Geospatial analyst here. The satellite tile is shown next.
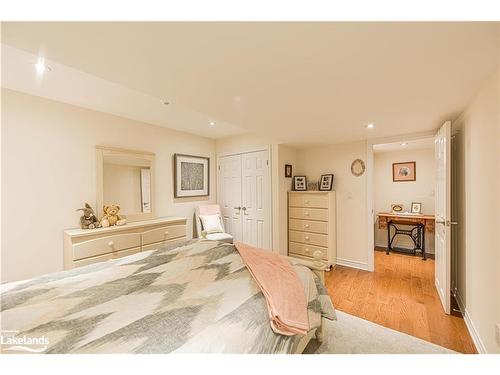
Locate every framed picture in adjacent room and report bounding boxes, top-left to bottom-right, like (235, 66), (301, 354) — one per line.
(292, 176), (307, 191)
(285, 164), (292, 178)
(319, 174), (334, 191)
(411, 202), (422, 214)
(392, 161), (416, 182)
(174, 154), (210, 198)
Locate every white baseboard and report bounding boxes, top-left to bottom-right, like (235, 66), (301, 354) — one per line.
(455, 290), (487, 354)
(335, 257), (369, 271)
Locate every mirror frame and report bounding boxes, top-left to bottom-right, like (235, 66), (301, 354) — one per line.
(96, 145), (155, 223)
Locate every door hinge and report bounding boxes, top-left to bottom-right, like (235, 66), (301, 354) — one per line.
(266, 160), (269, 166)
(218, 165), (220, 171)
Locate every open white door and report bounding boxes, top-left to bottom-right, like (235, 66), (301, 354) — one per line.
(435, 121), (452, 314)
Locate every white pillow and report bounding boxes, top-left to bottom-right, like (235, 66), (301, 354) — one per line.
(199, 214), (224, 234)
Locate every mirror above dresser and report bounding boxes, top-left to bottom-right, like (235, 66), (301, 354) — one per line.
(96, 146), (155, 222)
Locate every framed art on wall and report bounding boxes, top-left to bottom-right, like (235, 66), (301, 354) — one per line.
(292, 176), (307, 191)
(285, 164), (292, 178)
(392, 161), (416, 182)
(174, 154), (210, 198)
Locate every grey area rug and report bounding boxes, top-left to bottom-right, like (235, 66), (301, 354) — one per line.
(305, 311), (456, 354)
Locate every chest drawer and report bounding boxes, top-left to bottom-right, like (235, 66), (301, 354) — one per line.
(289, 207), (328, 221)
(289, 219), (328, 234)
(289, 230), (328, 247)
(142, 225), (187, 245)
(289, 194), (329, 209)
(289, 242), (328, 260)
(73, 233), (141, 261)
(73, 247), (141, 268)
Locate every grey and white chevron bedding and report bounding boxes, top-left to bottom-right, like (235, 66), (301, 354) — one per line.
(0, 239), (335, 354)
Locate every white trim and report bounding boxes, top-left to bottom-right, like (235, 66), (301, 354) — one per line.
(217, 147), (269, 158)
(463, 309), (487, 354)
(455, 290), (485, 354)
(335, 257), (369, 271)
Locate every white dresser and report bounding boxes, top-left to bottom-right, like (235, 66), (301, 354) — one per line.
(63, 217), (187, 269)
(288, 191), (336, 267)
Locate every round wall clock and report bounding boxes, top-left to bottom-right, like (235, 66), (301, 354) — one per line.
(351, 159), (365, 177)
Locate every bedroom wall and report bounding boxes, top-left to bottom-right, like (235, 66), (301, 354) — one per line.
(277, 144), (297, 255)
(373, 148), (436, 253)
(453, 68), (500, 353)
(1, 89), (217, 282)
(295, 141), (368, 269)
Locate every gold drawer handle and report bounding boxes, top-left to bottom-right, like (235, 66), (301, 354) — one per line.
(305, 236), (310, 241)
(304, 211), (310, 216)
(305, 224), (310, 228)
(107, 241), (116, 250)
(305, 248), (310, 253)
(305, 200), (310, 204)
(164, 231), (170, 236)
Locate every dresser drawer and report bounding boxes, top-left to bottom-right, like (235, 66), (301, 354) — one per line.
(289, 193), (329, 209)
(289, 219), (328, 234)
(289, 230), (328, 247)
(289, 242), (328, 260)
(289, 207), (328, 221)
(73, 233), (141, 261)
(73, 247), (141, 268)
(142, 225), (187, 245)
(142, 237), (187, 252)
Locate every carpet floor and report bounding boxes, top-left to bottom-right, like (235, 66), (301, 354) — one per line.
(304, 311), (456, 354)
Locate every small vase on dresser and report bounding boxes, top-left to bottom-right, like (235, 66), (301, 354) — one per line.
(288, 191), (337, 268)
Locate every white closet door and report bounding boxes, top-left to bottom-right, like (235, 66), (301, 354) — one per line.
(218, 154), (242, 241)
(241, 150), (270, 249)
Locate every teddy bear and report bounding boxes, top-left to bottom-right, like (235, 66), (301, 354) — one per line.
(100, 204), (127, 228)
(77, 203), (102, 229)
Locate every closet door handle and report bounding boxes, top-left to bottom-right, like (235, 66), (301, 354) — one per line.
(242, 207), (248, 215)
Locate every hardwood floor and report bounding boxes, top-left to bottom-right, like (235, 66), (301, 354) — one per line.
(324, 250), (476, 354)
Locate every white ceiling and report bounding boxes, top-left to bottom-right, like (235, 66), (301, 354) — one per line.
(2, 22), (499, 146)
(373, 137), (434, 153)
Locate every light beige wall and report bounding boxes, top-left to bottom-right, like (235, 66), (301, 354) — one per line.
(453, 68), (500, 353)
(277, 144), (297, 255)
(296, 141), (368, 267)
(1, 89), (217, 282)
(374, 148), (436, 252)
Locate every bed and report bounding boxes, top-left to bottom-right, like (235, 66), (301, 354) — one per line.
(0, 239), (335, 354)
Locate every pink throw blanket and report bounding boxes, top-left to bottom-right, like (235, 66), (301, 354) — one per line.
(234, 242), (309, 336)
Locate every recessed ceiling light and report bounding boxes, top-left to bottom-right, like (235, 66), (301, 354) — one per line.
(34, 58), (51, 75)
(401, 142), (408, 146)
(366, 123), (375, 129)
(209, 121), (216, 126)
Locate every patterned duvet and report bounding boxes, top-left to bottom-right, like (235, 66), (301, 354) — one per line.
(0, 239), (335, 354)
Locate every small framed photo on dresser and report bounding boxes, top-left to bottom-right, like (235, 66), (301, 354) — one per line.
(292, 176), (307, 191)
(319, 174), (334, 191)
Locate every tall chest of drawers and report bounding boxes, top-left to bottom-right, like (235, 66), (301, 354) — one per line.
(63, 217), (187, 269)
(288, 191), (336, 267)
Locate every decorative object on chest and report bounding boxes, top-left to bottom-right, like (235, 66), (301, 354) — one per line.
(77, 203), (101, 229)
(288, 191), (337, 268)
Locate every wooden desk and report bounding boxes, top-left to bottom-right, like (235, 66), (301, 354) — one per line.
(377, 212), (435, 260)
(377, 212), (435, 233)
